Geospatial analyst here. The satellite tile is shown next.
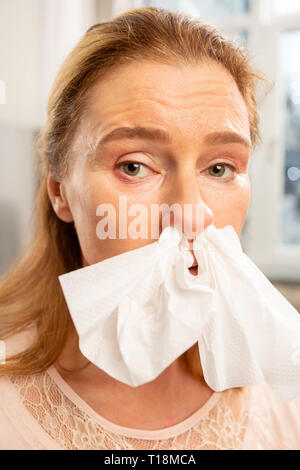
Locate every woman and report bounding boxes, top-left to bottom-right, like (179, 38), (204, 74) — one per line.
(0, 7), (299, 450)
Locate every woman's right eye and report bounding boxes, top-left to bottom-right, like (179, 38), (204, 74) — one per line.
(116, 161), (152, 178)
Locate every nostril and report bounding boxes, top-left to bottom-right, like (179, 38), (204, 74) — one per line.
(191, 252), (198, 268)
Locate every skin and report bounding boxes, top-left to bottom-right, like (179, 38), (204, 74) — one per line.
(48, 59), (251, 429)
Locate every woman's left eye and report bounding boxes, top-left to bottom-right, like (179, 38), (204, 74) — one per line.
(207, 163), (235, 178)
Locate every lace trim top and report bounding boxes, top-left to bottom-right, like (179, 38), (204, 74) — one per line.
(2, 329), (300, 450)
(8, 366), (250, 450)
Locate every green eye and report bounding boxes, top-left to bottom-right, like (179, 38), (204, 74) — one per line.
(121, 162), (142, 176)
(208, 164), (226, 177)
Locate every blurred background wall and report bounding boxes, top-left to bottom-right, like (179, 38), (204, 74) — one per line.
(0, 0), (299, 310)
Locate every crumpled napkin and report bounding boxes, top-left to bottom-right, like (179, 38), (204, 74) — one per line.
(59, 225), (300, 402)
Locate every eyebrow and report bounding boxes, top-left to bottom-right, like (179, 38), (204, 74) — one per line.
(204, 131), (251, 148)
(94, 126), (251, 153)
(96, 126), (171, 148)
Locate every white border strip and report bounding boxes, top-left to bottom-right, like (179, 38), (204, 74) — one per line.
(0, 80), (5, 104)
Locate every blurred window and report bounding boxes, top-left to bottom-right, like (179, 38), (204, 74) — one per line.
(280, 30), (300, 245)
(273, 0), (300, 16)
(144, 0), (249, 20)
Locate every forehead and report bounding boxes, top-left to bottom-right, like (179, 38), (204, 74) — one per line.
(86, 60), (250, 140)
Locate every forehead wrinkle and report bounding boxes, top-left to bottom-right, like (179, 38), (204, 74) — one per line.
(90, 90), (248, 128)
(99, 87), (242, 111)
(89, 67), (244, 113)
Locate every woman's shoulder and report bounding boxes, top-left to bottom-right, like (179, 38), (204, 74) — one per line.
(244, 381), (300, 449)
(250, 381), (300, 422)
(0, 382), (31, 450)
(0, 327), (61, 449)
(0, 370), (61, 450)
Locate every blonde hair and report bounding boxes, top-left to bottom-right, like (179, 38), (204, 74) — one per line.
(0, 6), (264, 376)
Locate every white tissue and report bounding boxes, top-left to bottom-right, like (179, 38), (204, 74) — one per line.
(59, 225), (300, 402)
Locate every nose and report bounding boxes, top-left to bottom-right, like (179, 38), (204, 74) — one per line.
(160, 174), (214, 244)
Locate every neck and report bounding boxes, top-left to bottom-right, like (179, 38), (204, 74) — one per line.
(54, 324), (214, 429)
(55, 323), (208, 401)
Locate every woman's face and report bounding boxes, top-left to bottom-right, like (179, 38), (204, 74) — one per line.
(48, 60), (251, 266)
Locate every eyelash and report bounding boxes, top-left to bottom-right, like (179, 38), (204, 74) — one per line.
(115, 161), (237, 181)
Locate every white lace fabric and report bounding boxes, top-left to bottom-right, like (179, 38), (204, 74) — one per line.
(9, 370), (250, 450)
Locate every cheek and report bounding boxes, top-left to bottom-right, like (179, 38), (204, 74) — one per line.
(201, 179), (251, 233)
(68, 174), (159, 264)
(65, 175), (107, 262)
